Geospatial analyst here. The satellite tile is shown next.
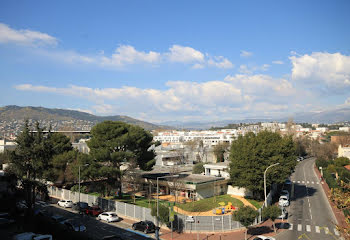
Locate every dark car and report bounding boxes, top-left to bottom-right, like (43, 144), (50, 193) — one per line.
(132, 220), (156, 233)
(64, 219), (86, 232)
(73, 202), (89, 212)
(85, 206), (103, 216)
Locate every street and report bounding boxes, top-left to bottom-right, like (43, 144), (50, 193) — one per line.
(277, 157), (341, 240)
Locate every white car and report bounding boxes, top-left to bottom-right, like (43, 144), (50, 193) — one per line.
(57, 200), (73, 208)
(280, 190), (290, 200)
(278, 196), (289, 207)
(253, 236), (276, 240)
(97, 212), (119, 223)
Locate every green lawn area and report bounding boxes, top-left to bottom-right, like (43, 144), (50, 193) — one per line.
(176, 194), (244, 212)
(115, 194), (168, 208)
(245, 198), (264, 209)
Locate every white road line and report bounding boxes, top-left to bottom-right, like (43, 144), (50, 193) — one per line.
(307, 181), (309, 184)
(325, 227), (330, 234)
(297, 181), (300, 183)
(315, 226), (320, 233)
(302, 181), (305, 183)
(288, 223), (293, 230)
(312, 181), (314, 184)
(334, 228), (340, 236)
(298, 224), (302, 231)
(316, 182), (319, 184)
(293, 181), (296, 183)
(306, 225), (311, 232)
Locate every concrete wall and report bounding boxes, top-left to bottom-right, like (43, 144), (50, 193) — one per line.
(227, 185), (253, 198)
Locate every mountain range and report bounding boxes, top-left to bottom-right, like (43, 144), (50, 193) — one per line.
(1, 105), (349, 131)
(0, 105), (168, 130)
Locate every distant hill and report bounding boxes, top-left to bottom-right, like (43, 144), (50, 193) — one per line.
(0, 105), (169, 130)
(162, 107), (350, 129)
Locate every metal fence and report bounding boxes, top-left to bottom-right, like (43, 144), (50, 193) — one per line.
(48, 186), (271, 232)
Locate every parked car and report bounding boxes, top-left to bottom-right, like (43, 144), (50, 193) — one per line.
(72, 202), (89, 212)
(278, 196), (289, 207)
(284, 179), (292, 186)
(85, 206), (103, 216)
(277, 207), (288, 219)
(102, 235), (123, 240)
(97, 212), (119, 223)
(13, 232), (52, 240)
(0, 217), (15, 228)
(63, 219), (86, 232)
(57, 200), (73, 208)
(16, 200), (28, 211)
(253, 236), (276, 240)
(132, 220), (156, 233)
(280, 190), (290, 200)
(51, 215), (66, 224)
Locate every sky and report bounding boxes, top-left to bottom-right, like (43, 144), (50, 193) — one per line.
(0, 1), (350, 123)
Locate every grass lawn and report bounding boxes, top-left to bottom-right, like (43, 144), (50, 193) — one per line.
(176, 194), (244, 212)
(245, 198), (264, 209)
(115, 194), (168, 208)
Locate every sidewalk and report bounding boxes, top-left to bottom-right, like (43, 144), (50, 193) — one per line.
(158, 219), (285, 240)
(313, 164), (347, 230)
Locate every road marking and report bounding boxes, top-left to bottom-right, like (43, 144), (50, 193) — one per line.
(324, 227), (329, 234)
(316, 182), (319, 184)
(321, 182), (324, 184)
(306, 225), (311, 232)
(293, 181), (296, 183)
(307, 181), (309, 184)
(315, 226), (320, 233)
(298, 181), (300, 183)
(311, 181), (314, 184)
(302, 181), (305, 183)
(298, 224), (302, 231)
(334, 228), (340, 236)
(289, 223), (293, 230)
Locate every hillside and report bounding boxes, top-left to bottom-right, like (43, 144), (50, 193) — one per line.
(0, 105), (166, 130)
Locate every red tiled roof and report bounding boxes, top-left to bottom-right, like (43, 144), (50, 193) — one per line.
(344, 165), (350, 171)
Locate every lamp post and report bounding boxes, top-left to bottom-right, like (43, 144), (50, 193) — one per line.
(264, 163), (280, 207)
(156, 175), (179, 240)
(78, 164), (89, 203)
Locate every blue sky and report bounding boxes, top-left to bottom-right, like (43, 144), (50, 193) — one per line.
(0, 1), (350, 123)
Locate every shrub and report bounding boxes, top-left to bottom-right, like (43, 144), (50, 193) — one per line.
(192, 162), (205, 174)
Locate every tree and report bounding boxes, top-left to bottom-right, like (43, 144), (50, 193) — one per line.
(213, 142), (229, 162)
(47, 133), (73, 156)
(7, 121), (52, 212)
(151, 203), (170, 226)
(87, 121), (156, 197)
(310, 141), (336, 161)
(233, 206), (259, 240)
(229, 131), (296, 199)
(192, 162), (205, 174)
(262, 205), (281, 233)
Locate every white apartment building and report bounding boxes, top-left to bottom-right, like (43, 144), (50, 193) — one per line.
(153, 130), (238, 146)
(316, 127), (329, 133)
(339, 127), (350, 132)
(0, 139), (16, 153)
(338, 144), (350, 159)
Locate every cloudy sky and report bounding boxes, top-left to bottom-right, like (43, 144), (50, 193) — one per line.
(0, 1), (350, 123)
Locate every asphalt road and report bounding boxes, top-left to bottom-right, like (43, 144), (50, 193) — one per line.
(42, 203), (155, 240)
(276, 157), (341, 240)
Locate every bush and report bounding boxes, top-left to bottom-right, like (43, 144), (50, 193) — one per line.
(70, 185), (88, 193)
(192, 162), (205, 174)
(316, 158), (331, 168)
(334, 157), (350, 167)
(323, 170), (338, 189)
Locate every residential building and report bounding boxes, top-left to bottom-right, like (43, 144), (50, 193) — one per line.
(0, 139), (16, 153)
(338, 145), (350, 159)
(203, 162), (230, 179)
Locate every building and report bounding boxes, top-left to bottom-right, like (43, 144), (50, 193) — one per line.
(0, 139), (16, 153)
(203, 162), (230, 179)
(72, 139), (90, 154)
(338, 145), (350, 159)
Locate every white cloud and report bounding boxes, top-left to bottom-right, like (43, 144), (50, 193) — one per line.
(238, 64), (270, 74)
(166, 45), (204, 63)
(0, 22), (57, 46)
(240, 50), (253, 57)
(100, 45), (161, 67)
(290, 52), (350, 92)
(272, 60), (284, 65)
(208, 56), (234, 69)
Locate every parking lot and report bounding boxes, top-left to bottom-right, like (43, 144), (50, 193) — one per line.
(40, 199), (155, 240)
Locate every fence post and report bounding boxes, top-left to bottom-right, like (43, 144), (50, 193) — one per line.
(134, 205), (136, 218)
(229, 213), (231, 230)
(212, 216), (214, 232)
(221, 215), (224, 232)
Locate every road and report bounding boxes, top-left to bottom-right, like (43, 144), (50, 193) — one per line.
(40, 202), (155, 240)
(276, 157), (341, 240)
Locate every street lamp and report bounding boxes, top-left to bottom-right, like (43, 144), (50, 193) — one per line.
(264, 163), (280, 207)
(156, 174), (179, 240)
(78, 163), (89, 203)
